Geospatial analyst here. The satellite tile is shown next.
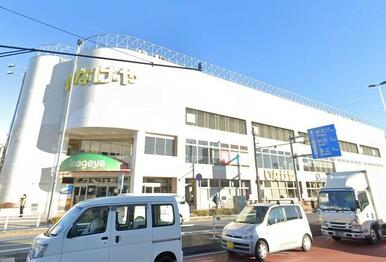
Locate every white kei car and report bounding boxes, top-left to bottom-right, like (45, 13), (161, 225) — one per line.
(222, 202), (312, 261)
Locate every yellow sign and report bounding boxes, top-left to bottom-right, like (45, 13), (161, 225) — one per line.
(65, 66), (137, 91)
(262, 169), (295, 181)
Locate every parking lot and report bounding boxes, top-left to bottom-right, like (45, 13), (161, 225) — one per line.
(185, 237), (386, 262)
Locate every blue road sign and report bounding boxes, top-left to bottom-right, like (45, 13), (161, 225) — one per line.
(195, 173), (202, 181)
(308, 124), (341, 159)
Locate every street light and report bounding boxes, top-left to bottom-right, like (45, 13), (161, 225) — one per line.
(369, 81), (386, 112)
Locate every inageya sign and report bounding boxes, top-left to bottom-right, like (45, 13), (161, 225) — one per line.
(65, 66), (137, 91)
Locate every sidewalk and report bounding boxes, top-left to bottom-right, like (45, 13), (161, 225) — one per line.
(0, 227), (48, 240)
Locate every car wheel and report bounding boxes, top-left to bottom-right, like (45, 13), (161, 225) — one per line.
(332, 236), (341, 241)
(157, 255), (176, 262)
(366, 226), (379, 245)
(255, 240), (268, 262)
(301, 234), (312, 252)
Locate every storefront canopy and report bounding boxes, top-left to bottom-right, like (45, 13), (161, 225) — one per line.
(60, 153), (129, 172)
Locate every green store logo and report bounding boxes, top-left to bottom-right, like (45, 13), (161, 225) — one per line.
(65, 66), (137, 91)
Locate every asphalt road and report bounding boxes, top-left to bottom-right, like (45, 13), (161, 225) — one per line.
(0, 214), (321, 261)
(185, 237), (386, 262)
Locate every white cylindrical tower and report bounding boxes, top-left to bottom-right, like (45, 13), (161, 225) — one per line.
(0, 54), (66, 212)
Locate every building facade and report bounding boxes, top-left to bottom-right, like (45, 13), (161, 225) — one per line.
(0, 34), (385, 215)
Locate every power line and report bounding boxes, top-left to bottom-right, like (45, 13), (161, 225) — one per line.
(0, 44), (200, 71)
(0, 50), (33, 58)
(0, 5), (152, 63)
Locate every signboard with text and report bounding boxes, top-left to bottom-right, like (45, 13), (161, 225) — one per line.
(308, 124), (341, 159)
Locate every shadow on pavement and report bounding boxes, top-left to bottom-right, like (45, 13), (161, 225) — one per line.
(313, 237), (386, 258)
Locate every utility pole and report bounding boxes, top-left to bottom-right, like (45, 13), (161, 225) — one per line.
(252, 127), (262, 203)
(189, 145), (196, 210)
(47, 39), (82, 220)
(289, 136), (302, 202)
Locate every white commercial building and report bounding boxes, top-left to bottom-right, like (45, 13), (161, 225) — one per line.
(0, 34), (385, 215)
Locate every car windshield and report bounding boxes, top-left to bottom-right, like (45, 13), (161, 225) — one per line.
(236, 206), (268, 224)
(45, 206), (83, 236)
(318, 191), (356, 211)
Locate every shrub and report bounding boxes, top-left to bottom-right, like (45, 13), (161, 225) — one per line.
(0, 202), (18, 208)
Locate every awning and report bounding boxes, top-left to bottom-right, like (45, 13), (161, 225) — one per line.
(60, 153), (129, 172)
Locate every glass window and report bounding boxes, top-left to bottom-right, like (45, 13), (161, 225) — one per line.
(210, 179), (220, 187)
(256, 153), (263, 168)
(152, 204), (174, 227)
(357, 191), (369, 210)
(68, 207), (109, 237)
(278, 156), (286, 169)
(284, 206), (298, 221)
(221, 179), (230, 187)
(200, 179), (208, 187)
(271, 155), (279, 169)
(116, 205), (147, 231)
(165, 139), (174, 156)
(197, 147), (209, 164)
(208, 113), (216, 129)
(145, 137), (155, 154)
(268, 207), (286, 225)
(263, 154), (271, 169)
(90, 141), (100, 153)
(155, 138), (165, 155)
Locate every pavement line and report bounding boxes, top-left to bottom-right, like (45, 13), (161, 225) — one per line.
(0, 247), (30, 254)
(184, 250), (225, 258)
(181, 224), (194, 227)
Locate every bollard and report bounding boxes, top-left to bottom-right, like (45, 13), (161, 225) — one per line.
(36, 213), (41, 227)
(209, 215), (218, 240)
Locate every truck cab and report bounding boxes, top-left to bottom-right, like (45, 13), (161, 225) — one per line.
(318, 171), (386, 245)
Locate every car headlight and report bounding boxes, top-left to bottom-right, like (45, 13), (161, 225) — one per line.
(242, 231), (254, 239)
(321, 222), (328, 229)
(351, 220), (361, 231)
(29, 242), (48, 259)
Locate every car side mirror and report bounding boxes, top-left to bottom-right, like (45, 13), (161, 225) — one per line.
(268, 218), (276, 225)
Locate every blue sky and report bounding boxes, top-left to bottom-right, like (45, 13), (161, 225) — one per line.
(1, 0), (386, 142)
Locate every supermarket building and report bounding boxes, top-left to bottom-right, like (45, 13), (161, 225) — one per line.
(0, 34), (385, 215)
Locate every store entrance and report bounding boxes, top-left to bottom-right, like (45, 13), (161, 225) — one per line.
(71, 176), (130, 205)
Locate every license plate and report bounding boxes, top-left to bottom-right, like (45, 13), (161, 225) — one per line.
(227, 241), (234, 249)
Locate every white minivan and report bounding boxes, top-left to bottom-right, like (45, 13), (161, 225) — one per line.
(27, 194), (183, 262)
(222, 202), (312, 261)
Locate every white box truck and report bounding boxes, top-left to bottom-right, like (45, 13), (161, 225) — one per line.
(318, 170), (386, 245)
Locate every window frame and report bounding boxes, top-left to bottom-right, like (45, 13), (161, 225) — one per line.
(151, 204), (175, 228)
(115, 204), (147, 231)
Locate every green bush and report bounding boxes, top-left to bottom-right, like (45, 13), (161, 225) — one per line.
(192, 208), (235, 216)
(48, 216), (62, 225)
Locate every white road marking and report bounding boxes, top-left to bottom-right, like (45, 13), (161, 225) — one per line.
(181, 224), (194, 227)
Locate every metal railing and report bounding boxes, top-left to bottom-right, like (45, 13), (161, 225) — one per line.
(36, 33), (369, 125)
(0, 214), (42, 231)
(79, 33), (370, 125)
